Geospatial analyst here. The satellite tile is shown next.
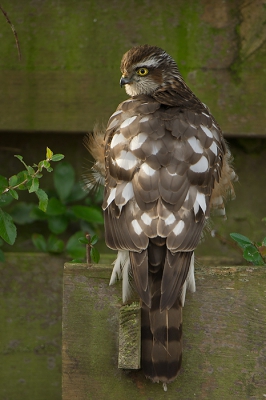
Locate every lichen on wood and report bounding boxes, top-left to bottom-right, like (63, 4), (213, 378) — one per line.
(118, 302), (141, 370)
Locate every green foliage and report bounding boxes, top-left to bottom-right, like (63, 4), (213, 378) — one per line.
(5, 160), (103, 262)
(230, 225), (266, 266)
(78, 234), (100, 264)
(0, 148), (64, 259)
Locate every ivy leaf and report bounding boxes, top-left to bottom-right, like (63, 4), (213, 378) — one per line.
(90, 247), (100, 264)
(0, 209), (17, 245)
(35, 189), (48, 212)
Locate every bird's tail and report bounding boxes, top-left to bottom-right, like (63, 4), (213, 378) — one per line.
(140, 240), (183, 383)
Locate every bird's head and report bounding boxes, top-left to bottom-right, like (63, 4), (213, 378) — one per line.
(120, 45), (180, 97)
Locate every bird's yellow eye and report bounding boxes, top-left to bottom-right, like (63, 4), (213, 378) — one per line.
(136, 67), (149, 76)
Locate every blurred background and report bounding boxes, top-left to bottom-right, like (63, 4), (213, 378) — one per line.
(0, 0), (266, 398)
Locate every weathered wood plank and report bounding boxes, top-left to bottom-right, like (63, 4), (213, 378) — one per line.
(62, 263), (266, 399)
(118, 303), (141, 370)
(0, 1), (266, 135)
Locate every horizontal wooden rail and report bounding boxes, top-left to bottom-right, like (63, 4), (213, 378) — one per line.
(62, 263), (266, 399)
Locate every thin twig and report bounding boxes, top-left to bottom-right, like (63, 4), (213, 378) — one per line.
(86, 233), (91, 264)
(0, 4), (21, 61)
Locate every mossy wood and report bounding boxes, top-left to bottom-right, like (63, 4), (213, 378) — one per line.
(118, 303), (141, 370)
(1, 1), (266, 136)
(0, 253), (62, 400)
(62, 263), (266, 399)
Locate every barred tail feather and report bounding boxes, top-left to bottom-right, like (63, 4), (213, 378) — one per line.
(141, 240), (183, 383)
(141, 296), (183, 383)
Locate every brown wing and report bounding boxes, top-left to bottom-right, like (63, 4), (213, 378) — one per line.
(104, 95), (228, 309)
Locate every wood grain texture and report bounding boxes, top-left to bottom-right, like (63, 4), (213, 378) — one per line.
(62, 263), (266, 399)
(118, 303), (141, 370)
(0, 1), (266, 135)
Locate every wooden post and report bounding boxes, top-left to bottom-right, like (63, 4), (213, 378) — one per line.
(62, 263), (266, 399)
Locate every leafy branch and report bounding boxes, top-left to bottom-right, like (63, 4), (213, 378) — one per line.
(0, 148), (64, 257)
(78, 233), (100, 264)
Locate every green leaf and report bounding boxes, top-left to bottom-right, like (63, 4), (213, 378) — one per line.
(46, 147), (53, 159)
(47, 234), (64, 254)
(14, 154), (28, 169)
(9, 175), (18, 187)
(10, 202), (36, 224)
(262, 237), (266, 246)
(27, 166), (35, 175)
(66, 231), (86, 259)
(48, 214), (68, 234)
(0, 248), (5, 262)
(0, 175), (8, 192)
(29, 177), (39, 193)
(90, 247), (100, 264)
(0, 192), (14, 207)
(35, 189), (49, 212)
(230, 233), (253, 249)
(78, 237), (89, 245)
(30, 206), (47, 221)
(51, 154), (64, 162)
(42, 160), (50, 169)
(90, 234), (98, 245)
(54, 161), (75, 202)
(32, 233), (47, 252)
(9, 189), (18, 200)
(65, 182), (87, 203)
(243, 244), (265, 266)
(71, 205), (104, 224)
(46, 197), (66, 216)
(16, 171), (28, 190)
(0, 209), (17, 245)
(38, 160), (45, 171)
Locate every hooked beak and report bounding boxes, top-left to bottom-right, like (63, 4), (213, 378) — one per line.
(120, 76), (132, 87)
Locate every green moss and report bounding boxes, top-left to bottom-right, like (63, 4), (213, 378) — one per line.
(0, 253), (62, 399)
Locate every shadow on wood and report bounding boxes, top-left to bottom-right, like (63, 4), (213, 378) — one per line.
(62, 263), (266, 399)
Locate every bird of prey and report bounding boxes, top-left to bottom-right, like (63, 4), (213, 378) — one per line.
(86, 45), (236, 384)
